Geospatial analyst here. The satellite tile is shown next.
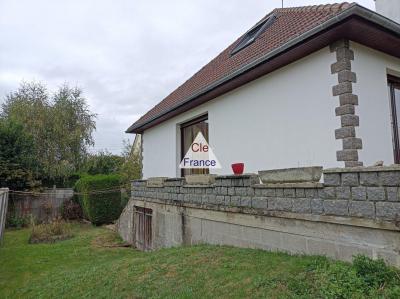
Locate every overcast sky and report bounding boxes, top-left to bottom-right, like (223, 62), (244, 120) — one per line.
(0, 0), (375, 154)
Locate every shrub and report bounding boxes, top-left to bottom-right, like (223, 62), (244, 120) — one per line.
(314, 255), (400, 298)
(120, 188), (130, 210)
(0, 119), (40, 191)
(83, 151), (124, 175)
(119, 139), (142, 184)
(315, 262), (366, 299)
(74, 174), (123, 225)
(6, 214), (31, 229)
(353, 255), (399, 289)
(61, 199), (83, 220)
(29, 218), (72, 244)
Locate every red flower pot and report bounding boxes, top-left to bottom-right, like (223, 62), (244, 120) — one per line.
(231, 163), (244, 175)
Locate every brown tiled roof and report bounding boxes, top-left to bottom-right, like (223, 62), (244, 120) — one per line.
(129, 3), (355, 132)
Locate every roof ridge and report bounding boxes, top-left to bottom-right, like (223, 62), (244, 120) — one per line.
(128, 1), (387, 133)
(274, 2), (355, 13)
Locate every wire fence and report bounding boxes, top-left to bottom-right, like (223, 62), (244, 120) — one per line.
(5, 185), (130, 225)
(8, 185), (130, 197)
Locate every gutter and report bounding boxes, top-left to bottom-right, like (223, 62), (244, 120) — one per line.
(127, 4), (400, 133)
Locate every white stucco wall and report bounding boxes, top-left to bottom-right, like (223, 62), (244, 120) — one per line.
(352, 42), (400, 166)
(143, 47), (341, 178)
(141, 44), (400, 178)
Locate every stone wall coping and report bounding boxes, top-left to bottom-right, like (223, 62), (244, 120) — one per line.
(324, 165), (400, 173)
(134, 164), (400, 184)
(132, 197), (400, 232)
(253, 182), (324, 189)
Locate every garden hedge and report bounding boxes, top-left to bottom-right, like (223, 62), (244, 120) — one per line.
(74, 174), (123, 225)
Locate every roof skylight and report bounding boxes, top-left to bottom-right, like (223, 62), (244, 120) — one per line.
(231, 14), (276, 55)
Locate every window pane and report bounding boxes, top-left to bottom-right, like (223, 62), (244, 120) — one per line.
(395, 88), (400, 115)
(389, 78), (400, 164)
(395, 87), (400, 156)
(181, 117), (209, 176)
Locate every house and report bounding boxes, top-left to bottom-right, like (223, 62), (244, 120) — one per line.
(127, 1), (400, 179)
(119, 1), (400, 264)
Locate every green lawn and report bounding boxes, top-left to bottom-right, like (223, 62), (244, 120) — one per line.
(1, 224), (399, 299)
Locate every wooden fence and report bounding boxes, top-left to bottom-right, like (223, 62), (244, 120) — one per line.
(0, 188), (9, 245)
(8, 188), (73, 223)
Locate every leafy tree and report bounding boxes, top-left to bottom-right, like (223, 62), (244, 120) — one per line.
(83, 151), (125, 175)
(52, 85), (96, 170)
(119, 138), (142, 185)
(1, 81), (96, 185)
(0, 119), (39, 190)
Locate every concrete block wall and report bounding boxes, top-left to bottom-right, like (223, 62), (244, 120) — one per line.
(119, 166), (400, 266)
(330, 39), (363, 167)
(323, 167), (400, 221)
(119, 197), (400, 266)
(131, 167), (400, 223)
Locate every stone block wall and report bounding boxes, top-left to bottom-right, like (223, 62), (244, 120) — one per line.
(119, 167), (400, 266)
(131, 167), (400, 224)
(323, 168), (400, 221)
(330, 39), (363, 167)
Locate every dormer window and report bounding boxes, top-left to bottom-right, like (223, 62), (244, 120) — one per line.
(231, 14), (276, 55)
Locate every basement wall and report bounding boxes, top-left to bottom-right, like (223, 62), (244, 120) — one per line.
(118, 167), (400, 267)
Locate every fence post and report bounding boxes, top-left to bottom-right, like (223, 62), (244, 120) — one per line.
(0, 188), (9, 245)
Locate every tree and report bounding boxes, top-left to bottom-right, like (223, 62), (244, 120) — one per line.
(83, 151), (125, 175)
(119, 138), (142, 185)
(0, 119), (39, 190)
(1, 81), (96, 185)
(52, 85), (96, 169)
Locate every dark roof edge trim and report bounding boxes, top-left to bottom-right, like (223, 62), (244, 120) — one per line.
(127, 4), (400, 133)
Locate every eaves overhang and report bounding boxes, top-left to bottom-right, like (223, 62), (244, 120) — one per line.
(127, 4), (400, 134)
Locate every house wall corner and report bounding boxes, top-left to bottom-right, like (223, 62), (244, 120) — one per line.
(330, 39), (363, 168)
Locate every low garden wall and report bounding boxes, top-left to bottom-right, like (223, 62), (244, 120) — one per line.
(118, 166), (400, 266)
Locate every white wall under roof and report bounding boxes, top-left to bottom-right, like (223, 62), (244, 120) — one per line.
(143, 47), (338, 178)
(142, 44), (400, 178)
(352, 42), (400, 166)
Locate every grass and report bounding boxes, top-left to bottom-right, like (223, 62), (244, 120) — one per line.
(0, 224), (399, 299)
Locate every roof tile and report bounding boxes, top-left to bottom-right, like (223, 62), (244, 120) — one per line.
(131, 2), (355, 130)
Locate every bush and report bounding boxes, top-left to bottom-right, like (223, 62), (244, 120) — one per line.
(120, 188), (130, 210)
(314, 255), (400, 298)
(6, 214), (31, 229)
(353, 255), (399, 288)
(61, 199), (83, 220)
(83, 151), (124, 175)
(0, 119), (40, 191)
(315, 261), (366, 299)
(74, 174), (123, 225)
(29, 218), (72, 244)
